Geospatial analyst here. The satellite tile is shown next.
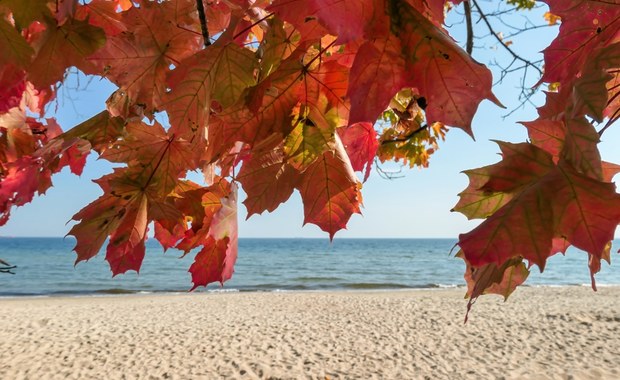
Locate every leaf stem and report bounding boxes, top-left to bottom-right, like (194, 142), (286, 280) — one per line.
(599, 108), (620, 137)
(233, 13), (275, 40)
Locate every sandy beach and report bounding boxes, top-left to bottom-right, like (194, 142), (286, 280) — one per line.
(1, 286), (619, 379)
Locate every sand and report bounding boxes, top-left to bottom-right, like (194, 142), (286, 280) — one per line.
(1, 286), (619, 379)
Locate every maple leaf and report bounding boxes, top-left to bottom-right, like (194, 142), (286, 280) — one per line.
(0, 0), (52, 30)
(189, 236), (230, 289)
(404, 0), (457, 26)
(257, 18), (296, 79)
(338, 122), (378, 182)
(347, 37), (410, 125)
(592, 42), (620, 122)
(284, 107), (336, 171)
(68, 168), (143, 265)
(605, 69), (620, 120)
(165, 29), (258, 141)
(0, 111), (73, 224)
(0, 65), (26, 113)
(458, 142), (620, 273)
(536, 90), (569, 119)
(602, 161), (620, 182)
(85, 2), (202, 113)
(33, 111), (124, 179)
(101, 120), (195, 196)
(70, 165), (183, 275)
(562, 117), (603, 180)
(0, 108), (36, 161)
(297, 134), (362, 239)
(389, 0), (502, 134)
(154, 219), (186, 252)
(206, 183), (238, 283)
(571, 68), (612, 123)
(28, 16), (106, 89)
(457, 250), (529, 322)
(219, 43), (349, 158)
(0, 158), (47, 225)
(35, 133), (90, 176)
(206, 0), (231, 36)
(237, 142), (300, 217)
(3, 0), (620, 301)
(216, 46), (310, 146)
(266, 0), (321, 34)
(588, 242), (611, 291)
(75, 0), (128, 36)
(168, 180), (227, 253)
(0, 18), (34, 69)
(452, 166), (513, 220)
(269, 0), (388, 44)
(520, 119), (565, 160)
(106, 194), (148, 275)
(55, 110), (125, 155)
(538, 0), (620, 86)
(378, 116), (447, 169)
(521, 115), (603, 180)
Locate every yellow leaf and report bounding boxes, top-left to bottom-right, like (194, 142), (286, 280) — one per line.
(544, 12), (561, 26)
(547, 82), (561, 92)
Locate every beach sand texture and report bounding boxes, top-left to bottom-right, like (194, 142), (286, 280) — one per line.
(1, 287), (619, 379)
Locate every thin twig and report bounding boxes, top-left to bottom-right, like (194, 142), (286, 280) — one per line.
(195, 0), (211, 47)
(380, 125), (429, 145)
(464, 1), (474, 55)
(374, 158), (405, 180)
(472, 0), (542, 76)
(0, 259), (16, 275)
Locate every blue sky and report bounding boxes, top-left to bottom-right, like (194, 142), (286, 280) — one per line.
(3, 4), (620, 238)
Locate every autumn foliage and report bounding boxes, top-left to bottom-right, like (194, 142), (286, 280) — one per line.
(0, 0), (618, 304)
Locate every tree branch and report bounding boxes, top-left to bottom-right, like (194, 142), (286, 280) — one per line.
(464, 1), (474, 55)
(0, 259), (16, 275)
(380, 124), (429, 145)
(195, 0), (211, 47)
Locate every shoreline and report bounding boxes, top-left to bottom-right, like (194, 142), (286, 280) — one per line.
(1, 282), (619, 300)
(2, 287), (619, 379)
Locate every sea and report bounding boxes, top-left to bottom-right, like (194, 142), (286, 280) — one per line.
(1, 237), (619, 297)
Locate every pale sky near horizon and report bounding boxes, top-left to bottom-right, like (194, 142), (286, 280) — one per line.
(3, 4), (620, 239)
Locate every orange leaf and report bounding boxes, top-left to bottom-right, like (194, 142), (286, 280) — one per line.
(298, 134), (362, 239)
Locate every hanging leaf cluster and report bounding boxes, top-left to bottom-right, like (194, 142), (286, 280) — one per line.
(0, 0), (618, 302)
(454, 0), (620, 316)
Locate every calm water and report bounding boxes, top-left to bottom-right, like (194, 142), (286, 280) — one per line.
(1, 238), (619, 296)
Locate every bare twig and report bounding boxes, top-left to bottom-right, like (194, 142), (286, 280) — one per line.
(380, 125), (429, 145)
(464, 1), (474, 55)
(472, 0), (542, 77)
(0, 259), (16, 274)
(195, 0), (211, 47)
(374, 158), (405, 180)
